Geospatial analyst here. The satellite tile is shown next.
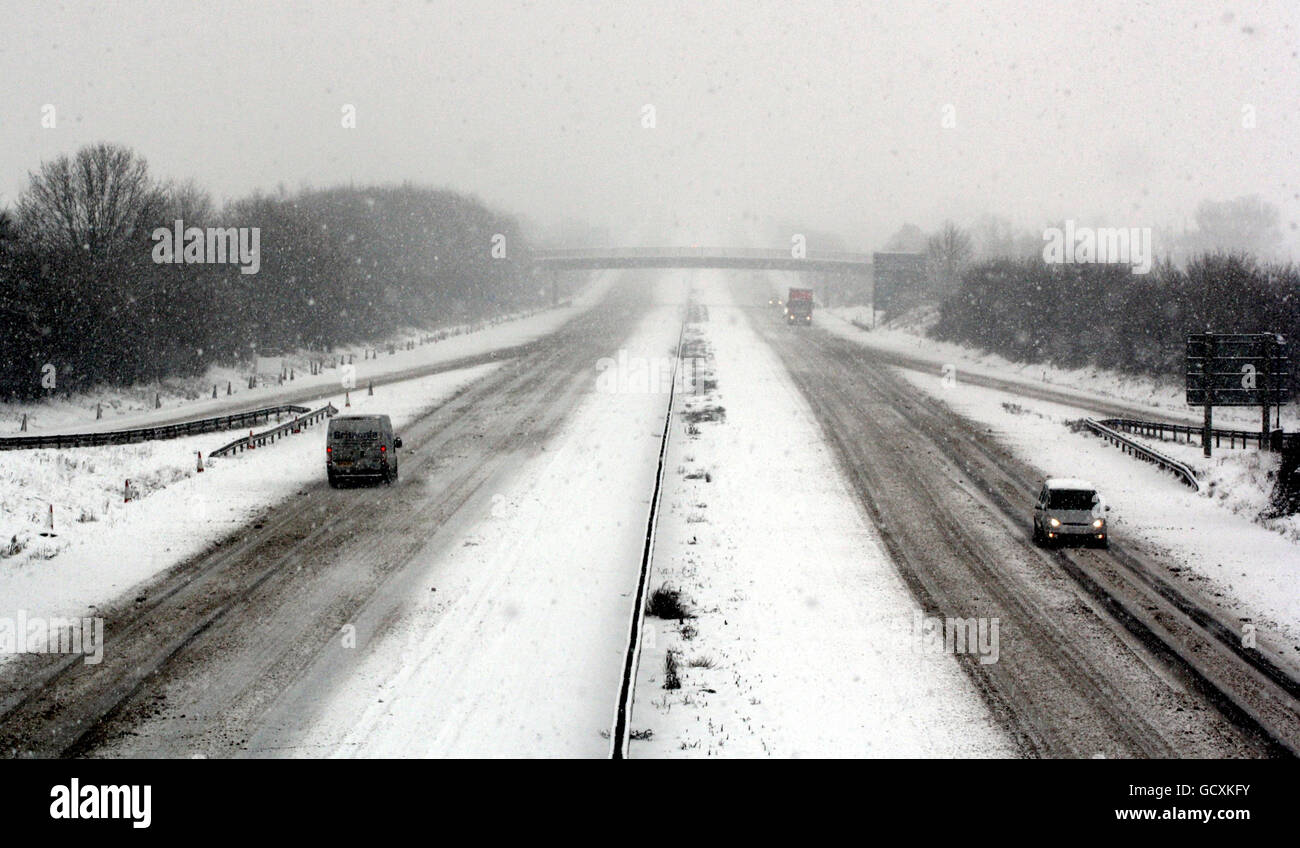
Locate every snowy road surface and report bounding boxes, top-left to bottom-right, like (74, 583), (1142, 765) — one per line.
(741, 278), (1296, 757)
(0, 268), (1294, 758)
(242, 280), (688, 757)
(628, 271), (1014, 756)
(0, 273), (661, 756)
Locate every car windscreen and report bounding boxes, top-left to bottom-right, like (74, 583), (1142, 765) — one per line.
(1048, 490), (1096, 510)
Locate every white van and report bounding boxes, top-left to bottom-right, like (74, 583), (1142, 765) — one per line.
(326, 414), (401, 486)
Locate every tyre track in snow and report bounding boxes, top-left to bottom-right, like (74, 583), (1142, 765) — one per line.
(824, 321), (1204, 425)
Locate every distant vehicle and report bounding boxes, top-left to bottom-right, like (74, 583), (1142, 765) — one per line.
(786, 287), (813, 325)
(768, 294), (782, 308)
(326, 414), (402, 487)
(1032, 478), (1109, 548)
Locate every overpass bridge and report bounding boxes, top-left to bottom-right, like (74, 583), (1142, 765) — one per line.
(532, 246), (873, 274)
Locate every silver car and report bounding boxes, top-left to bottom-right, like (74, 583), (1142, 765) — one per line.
(1032, 478), (1109, 548)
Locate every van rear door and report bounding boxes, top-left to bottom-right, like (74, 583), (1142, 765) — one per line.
(328, 417), (386, 472)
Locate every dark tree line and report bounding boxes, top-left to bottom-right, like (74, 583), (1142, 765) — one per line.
(0, 144), (541, 399)
(931, 254), (1300, 391)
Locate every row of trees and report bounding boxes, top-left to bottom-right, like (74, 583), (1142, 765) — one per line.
(877, 220), (975, 301)
(0, 144), (542, 399)
(931, 253), (1300, 387)
(880, 194), (1289, 306)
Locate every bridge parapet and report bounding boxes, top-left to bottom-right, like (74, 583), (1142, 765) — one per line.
(533, 246), (872, 273)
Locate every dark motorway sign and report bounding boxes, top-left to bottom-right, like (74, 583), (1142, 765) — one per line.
(1186, 333), (1290, 406)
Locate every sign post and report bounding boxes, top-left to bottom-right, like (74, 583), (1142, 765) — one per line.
(1204, 402), (1213, 458)
(1202, 333), (1214, 458)
(1186, 333), (1290, 458)
(871, 252), (926, 323)
(1261, 334), (1272, 450)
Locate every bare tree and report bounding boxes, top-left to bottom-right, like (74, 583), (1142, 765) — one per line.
(162, 178), (215, 225)
(16, 143), (165, 256)
(882, 223), (927, 253)
(971, 213), (1038, 259)
(925, 220), (974, 295)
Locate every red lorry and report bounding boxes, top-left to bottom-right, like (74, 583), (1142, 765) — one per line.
(786, 287), (813, 325)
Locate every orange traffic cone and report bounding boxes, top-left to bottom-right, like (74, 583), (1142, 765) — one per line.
(124, 479), (133, 503)
(248, 430), (255, 450)
(345, 391), (351, 408)
(196, 451), (204, 473)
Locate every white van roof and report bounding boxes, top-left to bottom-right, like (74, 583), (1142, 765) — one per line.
(328, 415), (391, 431)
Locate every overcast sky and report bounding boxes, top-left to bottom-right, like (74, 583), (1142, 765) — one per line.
(2, 0), (1297, 254)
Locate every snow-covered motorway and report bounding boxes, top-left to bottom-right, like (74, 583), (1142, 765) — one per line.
(0, 273), (677, 757)
(0, 267), (1296, 758)
(740, 280), (1300, 757)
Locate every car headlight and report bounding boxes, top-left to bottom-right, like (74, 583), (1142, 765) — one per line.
(1092, 518), (1104, 528)
(1048, 517), (1061, 527)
